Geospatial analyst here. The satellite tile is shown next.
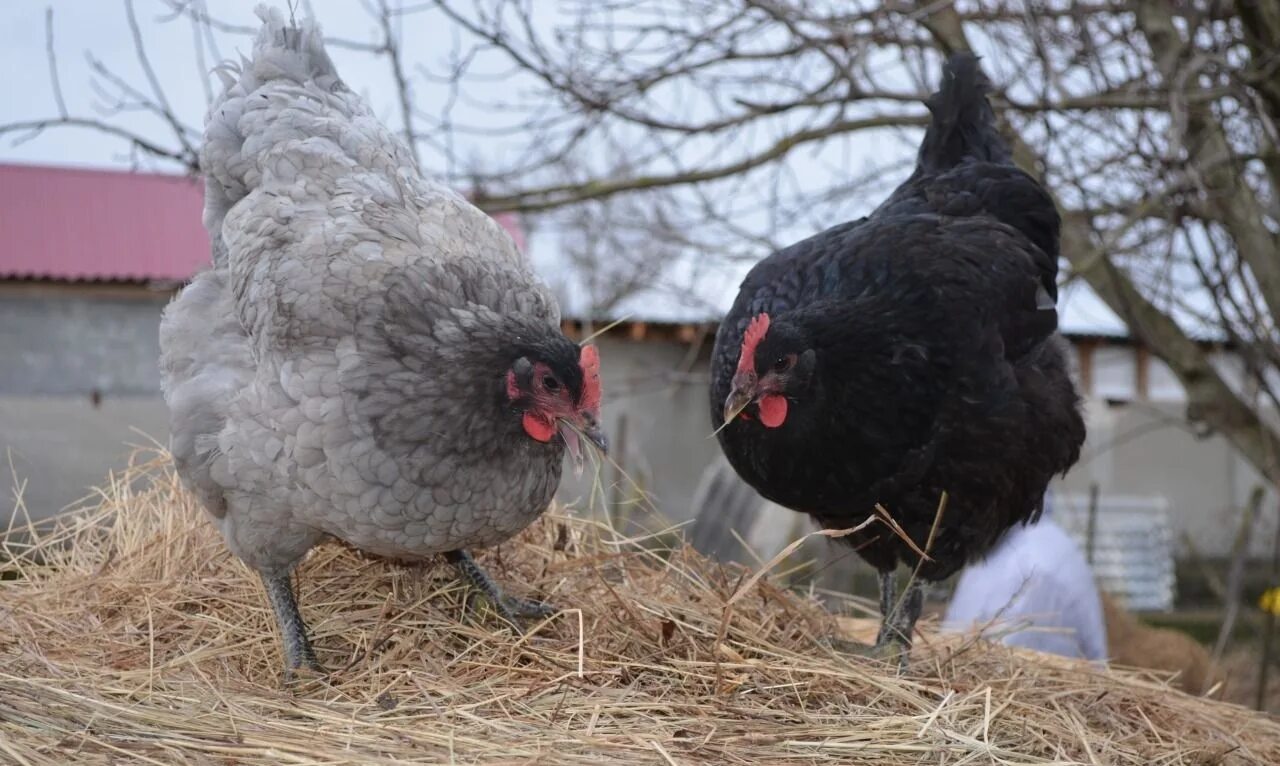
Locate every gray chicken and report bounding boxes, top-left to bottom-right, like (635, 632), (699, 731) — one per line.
(160, 5), (605, 678)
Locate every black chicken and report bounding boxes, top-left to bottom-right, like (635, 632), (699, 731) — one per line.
(709, 54), (1086, 665)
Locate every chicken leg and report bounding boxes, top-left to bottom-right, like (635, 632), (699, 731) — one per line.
(873, 570), (898, 646)
(831, 570), (923, 672)
(444, 550), (556, 629)
(262, 571), (322, 680)
(883, 576), (925, 669)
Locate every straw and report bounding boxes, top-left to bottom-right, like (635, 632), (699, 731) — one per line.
(2, 450), (1276, 765)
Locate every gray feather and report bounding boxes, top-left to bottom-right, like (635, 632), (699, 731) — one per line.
(162, 4), (567, 578)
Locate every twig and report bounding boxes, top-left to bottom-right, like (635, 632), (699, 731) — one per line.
(908, 492), (948, 584)
(1178, 531), (1226, 602)
(1258, 499), (1280, 711)
(45, 8), (68, 119)
(474, 113), (931, 214)
(1085, 483), (1100, 566)
(159, 0), (385, 52)
(0, 118), (195, 168)
(723, 518), (880, 611)
(1212, 485), (1264, 664)
(873, 503), (932, 563)
(123, 0), (196, 159)
(375, 0), (421, 167)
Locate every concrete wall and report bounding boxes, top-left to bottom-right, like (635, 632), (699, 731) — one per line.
(0, 286), (168, 396)
(0, 285), (172, 518)
(0, 395), (168, 519)
(1055, 399), (1276, 559)
(2, 285), (1272, 558)
(555, 334), (720, 522)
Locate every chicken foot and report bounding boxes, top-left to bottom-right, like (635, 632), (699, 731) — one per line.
(262, 571), (323, 681)
(829, 570), (923, 673)
(444, 550), (556, 630)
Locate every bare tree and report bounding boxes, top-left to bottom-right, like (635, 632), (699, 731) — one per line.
(5, 0), (1278, 486)
(439, 0), (1280, 489)
(553, 189), (687, 318)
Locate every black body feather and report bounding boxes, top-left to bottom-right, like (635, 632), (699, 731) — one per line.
(709, 54), (1086, 582)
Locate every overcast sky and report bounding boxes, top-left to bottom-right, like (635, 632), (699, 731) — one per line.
(1, 1), (530, 171)
(0, 0), (1130, 335)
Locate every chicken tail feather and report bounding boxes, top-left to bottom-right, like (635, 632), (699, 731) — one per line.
(914, 53), (1012, 173)
(199, 4), (347, 267)
(247, 4), (339, 90)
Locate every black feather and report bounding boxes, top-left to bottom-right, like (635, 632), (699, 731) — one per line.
(915, 53), (1011, 172)
(709, 54), (1086, 584)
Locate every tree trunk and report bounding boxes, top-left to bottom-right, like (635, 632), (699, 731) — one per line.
(917, 0), (1280, 486)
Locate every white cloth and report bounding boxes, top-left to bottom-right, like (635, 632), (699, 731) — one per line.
(943, 513), (1107, 661)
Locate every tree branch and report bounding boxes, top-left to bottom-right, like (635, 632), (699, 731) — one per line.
(917, 0), (1280, 485)
(0, 117), (197, 169)
(124, 0), (196, 161)
(1133, 0), (1280, 326)
(159, 0), (386, 52)
(44, 8), (68, 119)
(374, 0), (422, 167)
(475, 113), (929, 213)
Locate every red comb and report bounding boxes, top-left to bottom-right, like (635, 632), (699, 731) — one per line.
(579, 344), (602, 411)
(737, 313), (770, 374)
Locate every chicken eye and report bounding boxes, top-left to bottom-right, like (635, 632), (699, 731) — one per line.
(772, 355), (794, 373)
(542, 375), (560, 391)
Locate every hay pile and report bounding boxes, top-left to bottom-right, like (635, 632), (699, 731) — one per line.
(2, 454), (1277, 765)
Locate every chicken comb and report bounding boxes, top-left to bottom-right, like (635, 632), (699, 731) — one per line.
(737, 313), (771, 374)
(579, 344), (602, 412)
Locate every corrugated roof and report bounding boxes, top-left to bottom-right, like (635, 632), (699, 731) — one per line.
(0, 163), (209, 282)
(541, 242), (1139, 339)
(0, 163), (526, 283)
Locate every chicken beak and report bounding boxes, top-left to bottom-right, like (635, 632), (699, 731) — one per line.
(723, 385), (755, 425)
(558, 421), (585, 477)
(558, 415), (607, 478)
(583, 421), (608, 454)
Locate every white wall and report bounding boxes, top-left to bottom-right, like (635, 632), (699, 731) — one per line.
(1, 395), (169, 521)
(2, 288), (1272, 559)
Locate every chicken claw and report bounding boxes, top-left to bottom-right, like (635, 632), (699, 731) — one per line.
(444, 550), (556, 632)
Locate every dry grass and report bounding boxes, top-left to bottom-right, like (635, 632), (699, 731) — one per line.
(1220, 643), (1280, 714)
(1101, 593), (1219, 697)
(2, 452), (1278, 765)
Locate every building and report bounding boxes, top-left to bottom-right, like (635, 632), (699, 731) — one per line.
(1, 163), (1273, 565)
(1, 163), (204, 520)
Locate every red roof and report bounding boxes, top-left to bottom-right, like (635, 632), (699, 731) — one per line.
(0, 163), (526, 282)
(0, 163), (209, 282)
